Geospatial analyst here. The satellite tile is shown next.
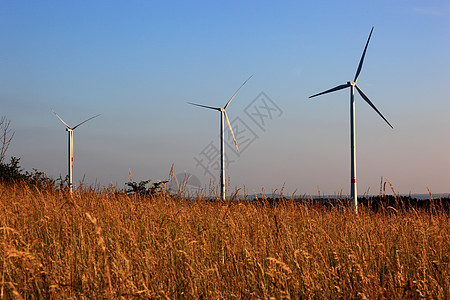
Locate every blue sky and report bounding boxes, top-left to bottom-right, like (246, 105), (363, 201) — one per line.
(1, 0), (449, 196)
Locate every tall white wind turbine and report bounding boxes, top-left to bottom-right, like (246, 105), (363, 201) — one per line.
(309, 27), (393, 212)
(188, 76), (252, 200)
(52, 110), (100, 192)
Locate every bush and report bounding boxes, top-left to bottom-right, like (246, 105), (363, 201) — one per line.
(0, 157), (28, 182)
(126, 179), (168, 196)
(0, 156), (58, 187)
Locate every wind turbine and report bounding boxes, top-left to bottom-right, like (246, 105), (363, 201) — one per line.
(188, 76), (252, 200)
(52, 109), (100, 192)
(309, 27), (393, 212)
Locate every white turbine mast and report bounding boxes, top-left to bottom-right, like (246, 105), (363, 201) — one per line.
(52, 109), (100, 192)
(309, 27), (393, 212)
(188, 75), (252, 200)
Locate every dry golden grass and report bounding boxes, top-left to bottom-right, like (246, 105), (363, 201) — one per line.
(0, 182), (449, 299)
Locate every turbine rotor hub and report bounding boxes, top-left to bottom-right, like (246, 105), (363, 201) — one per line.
(348, 81), (356, 86)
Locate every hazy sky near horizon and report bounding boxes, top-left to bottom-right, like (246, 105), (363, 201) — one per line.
(1, 0), (449, 196)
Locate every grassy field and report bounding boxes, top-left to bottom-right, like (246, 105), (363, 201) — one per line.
(0, 182), (449, 299)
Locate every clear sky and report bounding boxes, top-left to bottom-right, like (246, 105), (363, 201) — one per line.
(1, 0), (449, 196)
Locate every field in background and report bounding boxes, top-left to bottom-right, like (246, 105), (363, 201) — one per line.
(0, 182), (449, 299)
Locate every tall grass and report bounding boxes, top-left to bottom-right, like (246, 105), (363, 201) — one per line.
(0, 182), (449, 299)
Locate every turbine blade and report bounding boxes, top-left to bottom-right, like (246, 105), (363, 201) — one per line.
(309, 83), (350, 98)
(354, 27), (374, 82)
(72, 114), (101, 130)
(51, 109), (71, 129)
(223, 75), (253, 110)
(355, 84), (393, 129)
(224, 111), (239, 153)
(187, 102), (221, 111)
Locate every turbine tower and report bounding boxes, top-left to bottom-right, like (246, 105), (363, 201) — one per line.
(309, 27), (393, 212)
(188, 76), (252, 200)
(52, 110), (100, 192)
